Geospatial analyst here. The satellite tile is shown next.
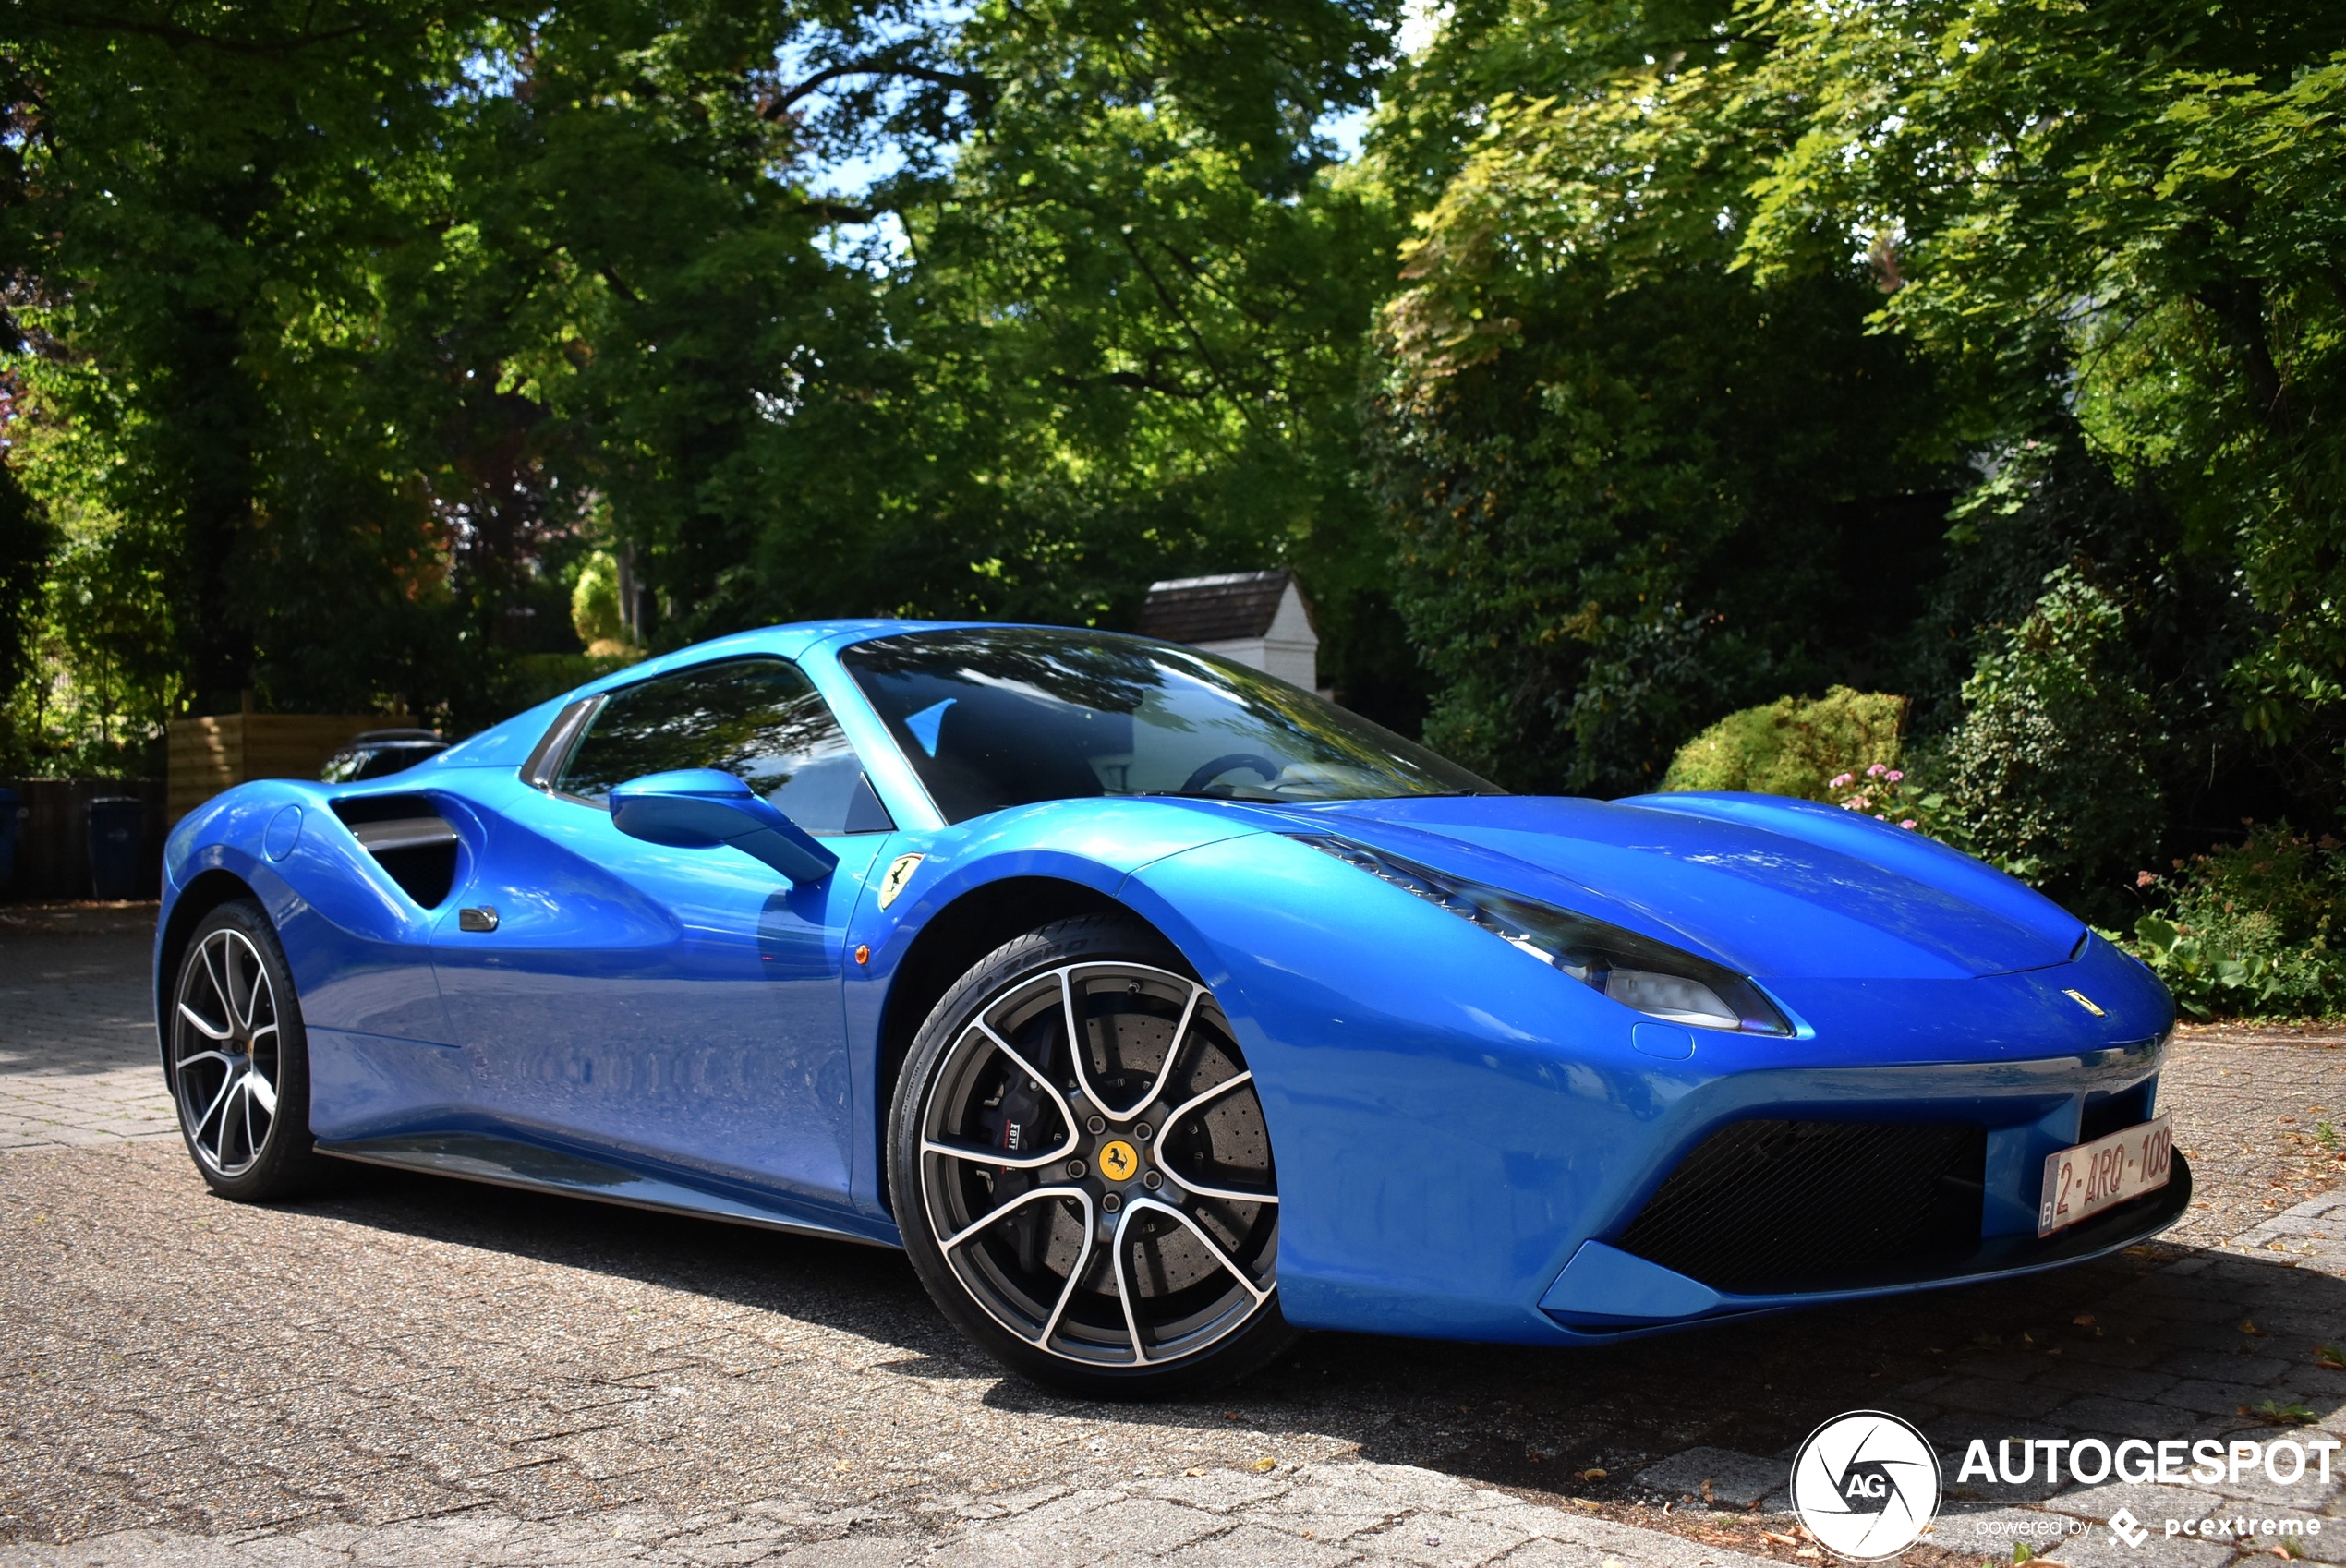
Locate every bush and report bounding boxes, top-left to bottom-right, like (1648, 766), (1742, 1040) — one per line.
(1662, 687), (1906, 801)
(571, 551), (635, 657)
(2127, 825), (2346, 1019)
(1936, 569), (2164, 917)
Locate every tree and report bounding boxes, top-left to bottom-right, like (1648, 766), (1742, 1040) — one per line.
(1, 2), (485, 721)
(1361, 0), (1953, 792)
(1739, 0), (2346, 820)
(0, 0), (1406, 747)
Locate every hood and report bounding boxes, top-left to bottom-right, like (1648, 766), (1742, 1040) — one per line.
(1264, 791), (2085, 983)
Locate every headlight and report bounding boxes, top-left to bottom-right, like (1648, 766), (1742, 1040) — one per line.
(1297, 835), (1792, 1035)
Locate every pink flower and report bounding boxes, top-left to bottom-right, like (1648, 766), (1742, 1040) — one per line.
(1866, 762), (1887, 778)
(1838, 799), (1864, 811)
(1885, 769), (1904, 783)
(1899, 818), (1917, 830)
(1829, 772), (1855, 790)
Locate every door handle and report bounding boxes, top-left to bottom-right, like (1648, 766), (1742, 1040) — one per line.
(458, 906), (500, 933)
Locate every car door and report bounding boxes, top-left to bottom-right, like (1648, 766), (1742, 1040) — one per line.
(429, 656), (895, 1210)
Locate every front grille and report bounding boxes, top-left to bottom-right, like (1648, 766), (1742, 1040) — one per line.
(2080, 1077), (2157, 1142)
(1614, 1119), (1985, 1294)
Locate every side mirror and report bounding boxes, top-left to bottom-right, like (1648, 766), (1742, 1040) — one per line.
(608, 768), (839, 885)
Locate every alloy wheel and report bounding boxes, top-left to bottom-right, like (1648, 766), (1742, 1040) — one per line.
(171, 927), (284, 1178)
(916, 961), (1277, 1369)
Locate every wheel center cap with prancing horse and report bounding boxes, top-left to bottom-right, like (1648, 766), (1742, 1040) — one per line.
(1096, 1140), (1141, 1183)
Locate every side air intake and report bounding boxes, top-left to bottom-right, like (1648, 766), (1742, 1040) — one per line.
(332, 795), (460, 909)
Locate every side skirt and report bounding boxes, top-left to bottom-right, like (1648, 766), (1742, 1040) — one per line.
(317, 1132), (896, 1248)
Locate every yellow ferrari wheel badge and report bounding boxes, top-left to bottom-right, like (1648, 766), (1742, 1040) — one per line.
(1097, 1140), (1140, 1183)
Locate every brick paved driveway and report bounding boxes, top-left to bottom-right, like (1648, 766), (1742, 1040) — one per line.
(3, 905), (2341, 1568)
(0, 912), (175, 1152)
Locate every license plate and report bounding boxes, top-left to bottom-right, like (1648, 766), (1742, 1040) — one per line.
(2038, 1114), (2172, 1236)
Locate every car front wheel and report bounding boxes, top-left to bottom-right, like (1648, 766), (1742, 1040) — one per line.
(891, 915), (1293, 1395)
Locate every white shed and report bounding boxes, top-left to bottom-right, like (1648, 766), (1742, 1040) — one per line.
(1136, 570), (1320, 692)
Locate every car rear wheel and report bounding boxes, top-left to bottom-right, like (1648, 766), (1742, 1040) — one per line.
(167, 899), (326, 1200)
(891, 915), (1294, 1396)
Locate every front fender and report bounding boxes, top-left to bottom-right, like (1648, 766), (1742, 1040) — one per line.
(840, 797), (1265, 1224)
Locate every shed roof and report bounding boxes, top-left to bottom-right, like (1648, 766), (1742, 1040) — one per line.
(1136, 570), (1314, 645)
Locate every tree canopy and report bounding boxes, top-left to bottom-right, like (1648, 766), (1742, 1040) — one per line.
(5, 0), (2343, 919)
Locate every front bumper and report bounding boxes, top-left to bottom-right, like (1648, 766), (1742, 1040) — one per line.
(1539, 1151), (2189, 1338)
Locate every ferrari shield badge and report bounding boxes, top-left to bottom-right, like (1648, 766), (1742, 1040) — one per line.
(877, 852), (925, 910)
(2062, 988), (2106, 1018)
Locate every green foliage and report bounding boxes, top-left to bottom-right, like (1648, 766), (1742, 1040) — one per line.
(1, 1), (487, 730)
(1, 0), (1404, 749)
(495, 650), (647, 716)
(571, 552), (629, 653)
(1362, 0), (2344, 965)
(1934, 571), (2166, 915)
(4, 0), (2341, 1026)
(1739, 0), (2346, 818)
(1662, 687), (1905, 801)
(0, 455), (51, 768)
(2128, 826), (2346, 1017)
(1361, 0), (1954, 794)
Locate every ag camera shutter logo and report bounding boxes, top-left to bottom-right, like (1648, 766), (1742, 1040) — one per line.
(1790, 1411), (1943, 1560)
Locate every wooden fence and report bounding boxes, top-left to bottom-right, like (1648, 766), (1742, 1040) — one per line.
(0, 714), (407, 902)
(167, 713), (410, 825)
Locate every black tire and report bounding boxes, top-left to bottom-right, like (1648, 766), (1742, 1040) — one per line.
(165, 899), (327, 1200)
(890, 914), (1298, 1397)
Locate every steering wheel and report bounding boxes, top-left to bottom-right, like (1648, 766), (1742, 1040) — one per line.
(1179, 753), (1282, 795)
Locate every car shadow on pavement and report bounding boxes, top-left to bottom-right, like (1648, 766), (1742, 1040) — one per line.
(297, 1161), (2345, 1511)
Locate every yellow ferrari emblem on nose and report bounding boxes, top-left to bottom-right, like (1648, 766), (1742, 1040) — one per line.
(1097, 1140), (1139, 1183)
(2063, 988), (2106, 1018)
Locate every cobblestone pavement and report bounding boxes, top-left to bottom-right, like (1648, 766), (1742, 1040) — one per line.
(3, 908), (2342, 1567)
(0, 911), (174, 1152)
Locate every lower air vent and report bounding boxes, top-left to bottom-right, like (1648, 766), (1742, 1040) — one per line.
(1614, 1119), (1985, 1295)
(332, 795), (459, 909)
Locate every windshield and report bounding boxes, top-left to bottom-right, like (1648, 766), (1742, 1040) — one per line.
(839, 627), (1499, 824)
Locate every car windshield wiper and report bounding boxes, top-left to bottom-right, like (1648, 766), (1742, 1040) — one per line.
(1130, 788), (1291, 802)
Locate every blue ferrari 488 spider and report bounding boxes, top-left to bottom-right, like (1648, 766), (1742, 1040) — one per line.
(157, 621), (2186, 1393)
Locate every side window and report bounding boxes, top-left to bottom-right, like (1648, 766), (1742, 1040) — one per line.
(553, 658), (893, 836)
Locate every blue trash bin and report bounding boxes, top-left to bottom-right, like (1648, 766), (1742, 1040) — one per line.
(0, 786), (19, 892)
(87, 796), (147, 900)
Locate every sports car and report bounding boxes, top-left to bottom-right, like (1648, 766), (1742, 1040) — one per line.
(155, 621), (2187, 1393)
